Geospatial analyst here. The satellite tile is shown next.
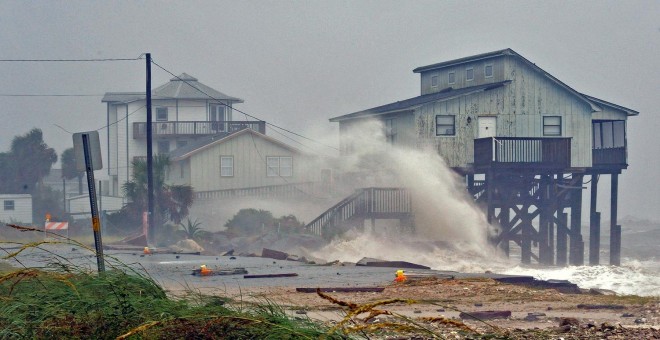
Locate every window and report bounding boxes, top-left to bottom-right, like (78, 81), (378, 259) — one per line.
(155, 107), (168, 121)
(431, 75), (438, 87)
(4, 200), (14, 211)
(448, 72), (456, 84)
(157, 140), (170, 154)
(220, 156), (234, 177)
(385, 118), (397, 145)
(484, 64), (493, 78)
(267, 156), (292, 177)
(435, 115), (455, 136)
(593, 120), (626, 149)
(543, 116), (562, 136)
(466, 68), (474, 81)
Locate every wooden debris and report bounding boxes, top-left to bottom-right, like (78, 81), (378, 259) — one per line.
(577, 304), (625, 310)
(295, 287), (385, 293)
(243, 273), (298, 279)
(261, 248), (288, 260)
(459, 310), (512, 320)
(191, 267), (248, 276)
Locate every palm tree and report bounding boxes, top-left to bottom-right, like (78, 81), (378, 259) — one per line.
(122, 154), (194, 230)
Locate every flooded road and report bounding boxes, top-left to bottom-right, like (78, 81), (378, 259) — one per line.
(3, 243), (399, 293)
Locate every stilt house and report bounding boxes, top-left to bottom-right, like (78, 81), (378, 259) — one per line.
(329, 48), (638, 266)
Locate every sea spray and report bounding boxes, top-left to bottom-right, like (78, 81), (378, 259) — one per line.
(310, 229), (511, 272)
(504, 258), (660, 297)
(338, 120), (496, 245)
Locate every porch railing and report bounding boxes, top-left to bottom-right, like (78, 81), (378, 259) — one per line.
(133, 121), (266, 138)
(474, 137), (571, 169)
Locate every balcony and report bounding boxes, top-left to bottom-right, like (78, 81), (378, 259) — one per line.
(474, 137), (571, 170)
(133, 121), (266, 139)
(592, 147), (627, 169)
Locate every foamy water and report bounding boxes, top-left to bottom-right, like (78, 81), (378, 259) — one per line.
(310, 120), (660, 298)
(311, 231), (660, 297)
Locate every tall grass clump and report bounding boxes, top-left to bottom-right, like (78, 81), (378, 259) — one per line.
(0, 224), (339, 339)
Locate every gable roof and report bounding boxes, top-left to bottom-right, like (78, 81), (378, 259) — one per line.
(169, 128), (301, 161)
(102, 73), (243, 104)
(330, 81), (511, 122)
(413, 48), (601, 112)
(581, 94), (638, 116)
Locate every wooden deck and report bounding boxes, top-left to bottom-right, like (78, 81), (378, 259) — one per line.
(133, 121), (266, 138)
(474, 137), (571, 170)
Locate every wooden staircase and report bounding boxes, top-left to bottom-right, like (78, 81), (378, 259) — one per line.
(305, 187), (413, 238)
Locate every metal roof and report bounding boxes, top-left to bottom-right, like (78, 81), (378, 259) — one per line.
(169, 128), (301, 161)
(413, 48), (513, 73)
(329, 81), (511, 122)
(412, 49), (606, 113)
(102, 73), (244, 103)
(581, 94), (639, 116)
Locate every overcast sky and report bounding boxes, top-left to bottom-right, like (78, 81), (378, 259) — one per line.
(0, 0), (658, 220)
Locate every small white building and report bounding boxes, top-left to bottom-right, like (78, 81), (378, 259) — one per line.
(0, 194), (32, 224)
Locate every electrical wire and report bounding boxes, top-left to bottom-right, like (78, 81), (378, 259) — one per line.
(0, 57), (143, 62)
(149, 59), (339, 151)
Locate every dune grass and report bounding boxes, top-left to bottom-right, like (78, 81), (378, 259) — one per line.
(0, 225), (340, 339)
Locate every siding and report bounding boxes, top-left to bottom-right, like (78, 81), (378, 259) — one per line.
(0, 195), (32, 224)
(186, 133), (315, 191)
(413, 58), (595, 168)
(421, 57), (504, 95)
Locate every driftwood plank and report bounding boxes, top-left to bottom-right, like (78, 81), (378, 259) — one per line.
(295, 287), (385, 293)
(243, 273), (299, 279)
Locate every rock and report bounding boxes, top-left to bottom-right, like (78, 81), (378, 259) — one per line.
(621, 313), (634, 317)
(600, 322), (616, 331)
(589, 288), (617, 296)
(295, 310), (307, 315)
(558, 317), (580, 327)
(222, 249), (234, 256)
(229, 256), (236, 260)
(635, 318), (646, 324)
(413, 309), (422, 314)
(436, 308), (445, 312)
(172, 239), (205, 253)
(524, 314), (539, 322)
(474, 303), (483, 307)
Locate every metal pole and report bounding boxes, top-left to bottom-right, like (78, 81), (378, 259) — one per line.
(82, 134), (105, 273)
(146, 53), (155, 245)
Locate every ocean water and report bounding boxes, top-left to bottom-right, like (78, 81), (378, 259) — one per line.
(310, 230), (660, 297)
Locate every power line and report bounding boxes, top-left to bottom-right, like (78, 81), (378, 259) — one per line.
(0, 57), (143, 62)
(149, 59), (339, 152)
(0, 94), (103, 97)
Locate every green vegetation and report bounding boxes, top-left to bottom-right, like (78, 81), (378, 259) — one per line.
(108, 154), (194, 237)
(177, 218), (208, 241)
(0, 234), (337, 339)
(225, 208), (304, 236)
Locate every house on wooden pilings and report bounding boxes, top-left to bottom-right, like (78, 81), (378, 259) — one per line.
(330, 48), (638, 266)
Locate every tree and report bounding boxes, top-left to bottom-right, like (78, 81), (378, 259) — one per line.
(121, 154), (194, 230)
(61, 148), (84, 195)
(0, 128), (57, 194)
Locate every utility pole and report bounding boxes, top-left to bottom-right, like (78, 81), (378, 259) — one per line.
(146, 53), (155, 245)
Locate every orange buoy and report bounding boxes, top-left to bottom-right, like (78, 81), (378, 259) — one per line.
(200, 264), (212, 276)
(394, 269), (406, 282)
(143, 247), (151, 254)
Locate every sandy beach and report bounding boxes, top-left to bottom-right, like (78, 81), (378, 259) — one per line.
(188, 276), (660, 338)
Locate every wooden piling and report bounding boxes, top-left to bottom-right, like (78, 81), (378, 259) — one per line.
(589, 174), (600, 265)
(610, 174), (620, 266)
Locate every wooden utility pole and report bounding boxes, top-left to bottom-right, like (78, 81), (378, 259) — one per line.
(146, 53), (154, 245)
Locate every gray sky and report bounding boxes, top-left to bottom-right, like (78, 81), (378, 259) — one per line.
(1, 0), (658, 220)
